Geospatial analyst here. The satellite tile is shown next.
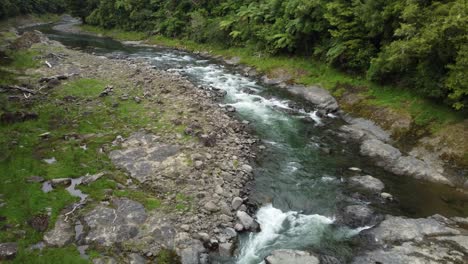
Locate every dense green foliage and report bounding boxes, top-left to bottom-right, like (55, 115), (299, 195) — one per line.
(69, 0), (467, 110)
(0, 0), (66, 19)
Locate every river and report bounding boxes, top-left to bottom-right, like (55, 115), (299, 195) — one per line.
(28, 21), (468, 264)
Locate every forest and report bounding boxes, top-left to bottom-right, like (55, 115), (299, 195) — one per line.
(1, 0), (467, 110)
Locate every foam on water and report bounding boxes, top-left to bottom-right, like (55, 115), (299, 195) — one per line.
(236, 204), (334, 264)
(236, 204), (370, 264)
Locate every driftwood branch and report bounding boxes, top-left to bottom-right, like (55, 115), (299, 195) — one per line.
(6, 85), (36, 94)
(39, 73), (78, 83)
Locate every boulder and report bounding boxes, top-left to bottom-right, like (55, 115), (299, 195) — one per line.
(236, 211), (258, 231)
(218, 243), (233, 257)
(265, 249), (319, 264)
(360, 139), (452, 186)
(348, 175), (385, 193)
(366, 215), (460, 245)
(341, 118), (391, 143)
(50, 178), (72, 187)
(284, 85), (339, 112)
(43, 216), (74, 247)
(204, 201), (219, 212)
(231, 197), (243, 211)
(352, 240), (466, 264)
(83, 198), (147, 246)
(341, 205), (375, 228)
(360, 139), (401, 166)
(0, 243), (17, 260)
(128, 253), (146, 264)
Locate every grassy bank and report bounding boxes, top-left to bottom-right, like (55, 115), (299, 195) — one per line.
(0, 29), (195, 262)
(80, 25), (465, 134)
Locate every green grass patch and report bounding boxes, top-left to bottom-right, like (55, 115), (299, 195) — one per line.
(57, 78), (106, 98)
(6, 50), (40, 70)
(156, 249), (181, 264)
(174, 193), (192, 212)
(114, 189), (162, 210)
(78, 178), (117, 201)
(12, 246), (90, 264)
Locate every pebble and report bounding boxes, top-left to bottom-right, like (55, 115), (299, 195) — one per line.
(231, 197), (243, 210)
(204, 201), (219, 212)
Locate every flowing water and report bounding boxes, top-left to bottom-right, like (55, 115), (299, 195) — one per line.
(29, 21), (468, 263)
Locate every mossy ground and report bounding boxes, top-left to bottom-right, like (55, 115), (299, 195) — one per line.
(0, 32), (196, 263)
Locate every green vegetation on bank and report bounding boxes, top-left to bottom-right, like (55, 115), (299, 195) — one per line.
(0, 0), (65, 20)
(71, 0), (468, 110)
(0, 32), (194, 262)
(81, 25), (465, 133)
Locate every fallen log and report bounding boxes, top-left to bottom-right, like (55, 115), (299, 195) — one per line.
(39, 73), (77, 83)
(5, 85), (36, 94)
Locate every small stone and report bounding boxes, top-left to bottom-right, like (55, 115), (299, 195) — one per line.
(238, 205), (247, 212)
(194, 161), (204, 169)
(224, 227), (237, 239)
(234, 223), (244, 232)
(348, 175), (385, 193)
(226, 105), (236, 112)
(191, 153), (204, 161)
(43, 216), (74, 247)
(197, 232), (210, 242)
(133, 96), (142, 104)
(128, 253), (145, 264)
(218, 243), (233, 257)
(26, 176), (45, 183)
(380, 192), (393, 201)
(231, 197), (243, 211)
(43, 157), (57, 164)
(241, 164), (253, 173)
(215, 185), (224, 195)
(236, 211), (256, 230)
(50, 178), (72, 188)
(81, 172), (105, 185)
(0, 243), (17, 260)
(181, 224), (190, 232)
(204, 201), (219, 212)
(348, 167), (362, 172)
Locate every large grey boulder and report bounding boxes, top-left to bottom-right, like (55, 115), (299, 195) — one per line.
(360, 139), (452, 185)
(348, 175), (385, 193)
(43, 216), (74, 247)
(353, 214), (467, 263)
(179, 240), (206, 264)
(366, 215), (460, 245)
(265, 249), (320, 264)
(284, 85), (339, 112)
(83, 198), (147, 246)
(360, 139), (401, 166)
(109, 132), (186, 183)
(236, 211), (258, 231)
(352, 241), (466, 264)
(392, 156), (452, 185)
(340, 118), (391, 143)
